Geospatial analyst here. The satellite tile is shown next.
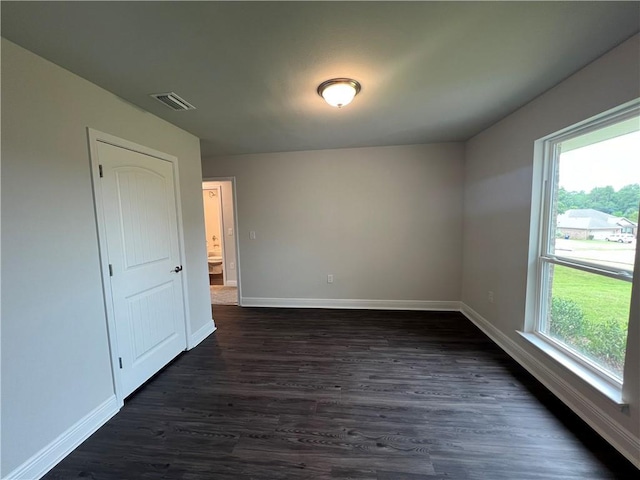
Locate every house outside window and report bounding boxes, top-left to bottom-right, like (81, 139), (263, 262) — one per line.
(529, 100), (639, 391)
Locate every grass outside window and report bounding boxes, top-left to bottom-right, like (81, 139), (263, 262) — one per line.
(545, 264), (631, 379)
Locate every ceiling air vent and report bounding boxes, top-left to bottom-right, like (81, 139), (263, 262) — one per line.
(150, 92), (196, 111)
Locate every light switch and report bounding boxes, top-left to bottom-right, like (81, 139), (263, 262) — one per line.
(250, 231), (256, 240)
(228, 227), (233, 236)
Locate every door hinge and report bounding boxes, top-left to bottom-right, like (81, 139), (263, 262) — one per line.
(118, 357), (123, 369)
(108, 264), (113, 277)
(99, 164), (103, 178)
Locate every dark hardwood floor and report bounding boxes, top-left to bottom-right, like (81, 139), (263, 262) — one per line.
(45, 307), (637, 479)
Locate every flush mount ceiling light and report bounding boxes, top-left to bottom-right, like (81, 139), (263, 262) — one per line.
(317, 78), (361, 108)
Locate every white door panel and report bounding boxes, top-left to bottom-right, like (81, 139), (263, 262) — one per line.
(98, 141), (186, 398)
(116, 169), (171, 268)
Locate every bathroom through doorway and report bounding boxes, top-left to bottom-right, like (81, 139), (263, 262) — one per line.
(202, 180), (239, 305)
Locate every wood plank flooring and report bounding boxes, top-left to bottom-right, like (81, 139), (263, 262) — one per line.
(44, 307), (637, 479)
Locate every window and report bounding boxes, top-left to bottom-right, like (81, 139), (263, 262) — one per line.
(532, 101), (639, 388)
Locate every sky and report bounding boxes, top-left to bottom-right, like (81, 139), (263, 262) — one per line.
(558, 130), (640, 192)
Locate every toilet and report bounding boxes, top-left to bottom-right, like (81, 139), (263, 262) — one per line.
(208, 252), (223, 274)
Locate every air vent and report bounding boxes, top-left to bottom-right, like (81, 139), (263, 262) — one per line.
(150, 92), (196, 111)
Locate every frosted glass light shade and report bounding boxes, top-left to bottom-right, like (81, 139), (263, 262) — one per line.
(317, 78), (361, 108)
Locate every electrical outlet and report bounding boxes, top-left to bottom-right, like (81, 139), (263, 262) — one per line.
(327, 274), (334, 284)
(229, 262), (235, 269)
(228, 227), (233, 236)
(488, 291), (494, 303)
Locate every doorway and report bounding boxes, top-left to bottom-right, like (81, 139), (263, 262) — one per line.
(202, 179), (239, 306)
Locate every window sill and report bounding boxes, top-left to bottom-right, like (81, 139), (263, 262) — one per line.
(517, 331), (628, 411)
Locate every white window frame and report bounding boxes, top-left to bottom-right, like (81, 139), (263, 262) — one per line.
(526, 99), (639, 398)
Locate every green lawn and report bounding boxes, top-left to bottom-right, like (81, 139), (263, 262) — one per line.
(550, 265), (631, 376)
(552, 266), (631, 327)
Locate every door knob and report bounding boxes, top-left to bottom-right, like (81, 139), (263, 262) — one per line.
(172, 265), (183, 273)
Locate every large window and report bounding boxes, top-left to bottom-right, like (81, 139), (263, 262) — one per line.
(533, 102), (639, 387)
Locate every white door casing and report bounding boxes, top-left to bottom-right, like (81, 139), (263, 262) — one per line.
(89, 130), (188, 401)
(215, 185), (227, 286)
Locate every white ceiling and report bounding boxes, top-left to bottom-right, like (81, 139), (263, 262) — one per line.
(2, 1), (639, 157)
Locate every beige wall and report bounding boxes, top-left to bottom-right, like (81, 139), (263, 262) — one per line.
(462, 34), (640, 465)
(203, 143), (464, 304)
(1, 38), (212, 476)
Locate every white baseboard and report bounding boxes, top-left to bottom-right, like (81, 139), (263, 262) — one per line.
(3, 396), (119, 480)
(225, 280), (237, 287)
(241, 297), (461, 311)
(460, 302), (640, 469)
(188, 320), (217, 349)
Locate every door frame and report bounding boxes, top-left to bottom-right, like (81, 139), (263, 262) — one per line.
(202, 176), (243, 306)
(87, 128), (191, 405)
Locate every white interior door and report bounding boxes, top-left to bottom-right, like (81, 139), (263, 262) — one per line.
(97, 140), (187, 398)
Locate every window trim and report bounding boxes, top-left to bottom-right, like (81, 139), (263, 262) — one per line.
(518, 331), (626, 407)
(542, 255), (633, 281)
(528, 98), (640, 394)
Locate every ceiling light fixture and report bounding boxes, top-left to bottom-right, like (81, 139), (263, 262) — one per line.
(317, 78), (361, 108)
